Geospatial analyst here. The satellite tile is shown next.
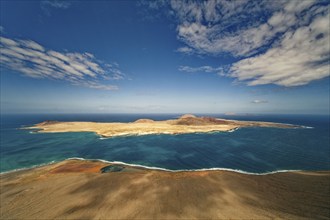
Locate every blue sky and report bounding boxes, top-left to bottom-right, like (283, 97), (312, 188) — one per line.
(0, 0), (329, 114)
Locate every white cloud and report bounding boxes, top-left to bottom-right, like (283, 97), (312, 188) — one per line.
(172, 0), (325, 57)
(179, 65), (226, 76)
(19, 40), (45, 51)
(251, 100), (268, 104)
(230, 13), (330, 86)
(40, 0), (71, 16)
(0, 36), (126, 90)
(41, 0), (71, 9)
(176, 46), (194, 55)
(170, 0), (282, 56)
(167, 0), (329, 86)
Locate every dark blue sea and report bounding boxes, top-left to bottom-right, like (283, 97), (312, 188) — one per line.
(0, 114), (329, 173)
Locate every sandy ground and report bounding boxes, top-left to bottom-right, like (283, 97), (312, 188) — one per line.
(1, 159), (329, 219)
(26, 114), (300, 138)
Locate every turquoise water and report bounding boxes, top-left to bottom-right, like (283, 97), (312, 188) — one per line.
(0, 114), (329, 173)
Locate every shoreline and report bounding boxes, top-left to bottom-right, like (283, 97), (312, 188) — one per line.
(0, 157), (307, 176)
(1, 159), (329, 219)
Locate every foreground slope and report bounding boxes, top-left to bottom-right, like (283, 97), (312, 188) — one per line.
(1, 159), (329, 219)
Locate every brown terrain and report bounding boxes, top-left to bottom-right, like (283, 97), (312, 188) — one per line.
(26, 114), (301, 138)
(1, 159), (329, 219)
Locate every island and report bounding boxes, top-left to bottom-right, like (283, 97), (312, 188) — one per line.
(26, 114), (301, 138)
(1, 159), (329, 219)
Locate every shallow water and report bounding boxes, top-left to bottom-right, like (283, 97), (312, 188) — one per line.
(1, 114), (329, 173)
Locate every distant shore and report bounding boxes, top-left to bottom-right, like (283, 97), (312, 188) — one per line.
(1, 159), (329, 219)
(25, 114), (301, 138)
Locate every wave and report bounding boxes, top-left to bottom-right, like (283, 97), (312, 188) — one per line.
(0, 157), (302, 176)
(301, 126), (314, 129)
(228, 127), (240, 132)
(63, 157), (305, 175)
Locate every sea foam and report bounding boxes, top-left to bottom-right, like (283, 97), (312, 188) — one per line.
(65, 157), (302, 176)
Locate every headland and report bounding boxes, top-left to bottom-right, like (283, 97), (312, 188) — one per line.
(26, 114), (301, 138)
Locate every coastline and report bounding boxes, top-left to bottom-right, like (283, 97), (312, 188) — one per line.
(0, 157), (304, 176)
(1, 159), (329, 219)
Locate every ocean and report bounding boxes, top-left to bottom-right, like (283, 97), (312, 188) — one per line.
(0, 114), (329, 173)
